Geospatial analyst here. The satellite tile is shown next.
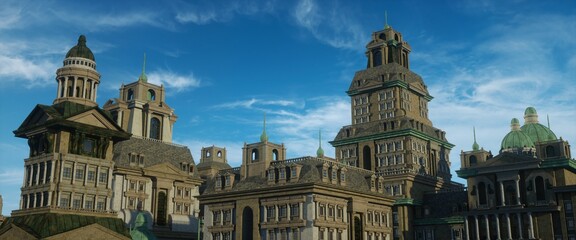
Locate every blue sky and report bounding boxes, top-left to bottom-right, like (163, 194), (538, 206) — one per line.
(1, 0), (575, 216)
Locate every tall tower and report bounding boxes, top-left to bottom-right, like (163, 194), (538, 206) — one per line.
(330, 24), (458, 240)
(13, 35), (130, 217)
(53, 35), (101, 107)
(104, 55), (177, 142)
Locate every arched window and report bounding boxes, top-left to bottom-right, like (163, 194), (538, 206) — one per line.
(478, 182), (487, 205)
(379, 33), (386, 40)
(535, 176), (546, 201)
(469, 155), (477, 166)
(147, 89), (156, 101)
(394, 34), (399, 41)
(272, 149), (279, 161)
(251, 149), (259, 161)
(217, 151), (222, 158)
(373, 50), (382, 67)
(127, 89), (134, 100)
(150, 117), (161, 140)
(545, 146), (555, 157)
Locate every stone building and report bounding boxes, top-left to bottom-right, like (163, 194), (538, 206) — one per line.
(0, 35), (203, 239)
(198, 23), (464, 240)
(104, 56), (203, 236)
(0, 35), (132, 239)
(458, 107), (576, 239)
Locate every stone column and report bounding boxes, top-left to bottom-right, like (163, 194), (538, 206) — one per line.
(505, 213), (512, 240)
(50, 161), (55, 183)
(263, 205), (268, 223)
(464, 217), (470, 240)
(287, 204), (291, 220)
(485, 215), (490, 238)
(95, 166), (100, 187)
(94, 83), (98, 101)
(64, 77), (69, 97)
(515, 178), (521, 205)
(72, 76), (77, 97)
(474, 215), (480, 240)
(300, 202), (304, 220)
(82, 78), (87, 98)
(495, 214), (501, 240)
(57, 78), (62, 98)
(528, 212), (534, 239)
(71, 162), (76, 184)
(42, 162), (48, 184)
(34, 164), (40, 185)
(499, 181), (506, 206)
(275, 205), (279, 222)
(47, 191), (52, 206)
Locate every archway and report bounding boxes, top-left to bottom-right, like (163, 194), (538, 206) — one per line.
(242, 207), (253, 240)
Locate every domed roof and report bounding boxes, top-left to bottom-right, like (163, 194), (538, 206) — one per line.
(65, 35), (95, 61)
(501, 118), (535, 149)
(521, 107), (557, 143)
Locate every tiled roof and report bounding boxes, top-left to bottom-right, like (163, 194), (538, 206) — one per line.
(0, 213), (130, 238)
(112, 137), (199, 178)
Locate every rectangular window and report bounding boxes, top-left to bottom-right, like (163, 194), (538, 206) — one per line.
(328, 205), (334, 217)
(224, 210), (231, 224)
(87, 168), (96, 182)
(319, 204), (326, 216)
(279, 205), (287, 218)
(290, 204), (299, 218)
(63, 165), (72, 179)
(337, 207), (343, 219)
(72, 197), (81, 209)
(99, 169), (108, 184)
(292, 229), (299, 240)
(213, 211), (221, 225)
(97, 199), (105, 210)
(46, 161), (52, 182)
(39, 162), (45, 184)
(130, 181), (136, 190)
(267, 206), (275, 220)
(85, 198), (94, 209)
(75, 167), (84, 180)
(139, 182), (145, 192)
(60, 197), (70, 208)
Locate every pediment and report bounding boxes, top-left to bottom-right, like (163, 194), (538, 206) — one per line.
(16, 105), (54, 132)
(66, 109), (118, 130)
(47, 223), (130, 240)
(144, 162), (186, 178)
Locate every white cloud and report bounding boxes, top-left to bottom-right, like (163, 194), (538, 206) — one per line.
(292, 0), (366, 50)
(0, 55), (57, 87)
(0, 4), (22, 30)
(147, 70), (201, 91)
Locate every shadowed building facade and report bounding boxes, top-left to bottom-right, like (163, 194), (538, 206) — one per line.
(198, 24), (465, 240)
(458, 108), (576, 239)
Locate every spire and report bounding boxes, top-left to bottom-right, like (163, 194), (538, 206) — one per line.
(316, 129), (324, 158)
(472, 127), (480, 151)
(384, 11), (391, 29)
(138, 53), (148, 83)
(260, 113), (268, 142)
(547, 114), (550, 129)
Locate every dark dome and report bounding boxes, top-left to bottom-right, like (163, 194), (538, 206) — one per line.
(65, 35), (95, 61)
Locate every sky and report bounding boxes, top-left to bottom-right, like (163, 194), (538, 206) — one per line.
(0, 0), (575, 216)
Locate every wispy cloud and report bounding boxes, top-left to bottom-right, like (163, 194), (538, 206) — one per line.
(0, 55), (57, 87)
(175, 0), (277, 25)
(214, 98), (297, 109)
(147, 70), (201, 92)
(418, 12), (576, 176)
(292, 0), (366, 50)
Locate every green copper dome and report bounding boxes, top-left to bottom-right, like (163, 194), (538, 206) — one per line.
(521, 107), (557, 143)
(501, 118), (535, 149)
(65, 35), (95, 61)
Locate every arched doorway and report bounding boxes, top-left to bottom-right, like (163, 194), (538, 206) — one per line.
(242, 207), (253, 240)
(156, 191), (167, 226)
(354, 216), (362, 240)
(363, 146), (372, 171)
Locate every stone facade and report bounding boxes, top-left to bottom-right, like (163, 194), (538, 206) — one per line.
(458, 108), (576, 239)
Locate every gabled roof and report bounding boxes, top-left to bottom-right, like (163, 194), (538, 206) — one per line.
(14, 101), (129, 139)
(0, 213), (130, 239)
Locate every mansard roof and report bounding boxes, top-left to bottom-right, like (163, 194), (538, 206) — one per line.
(348, 63), (429, 98)
(201, 156), (378, 196)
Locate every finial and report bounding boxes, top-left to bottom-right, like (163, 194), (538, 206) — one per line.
(472, 127), (479, 151)
(317, 129), (324, 158)
(547, 114), (550, 129)
(384, 11), (390, 29)
(260, 112), (268, 142)
(138, 53), (148, 82)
